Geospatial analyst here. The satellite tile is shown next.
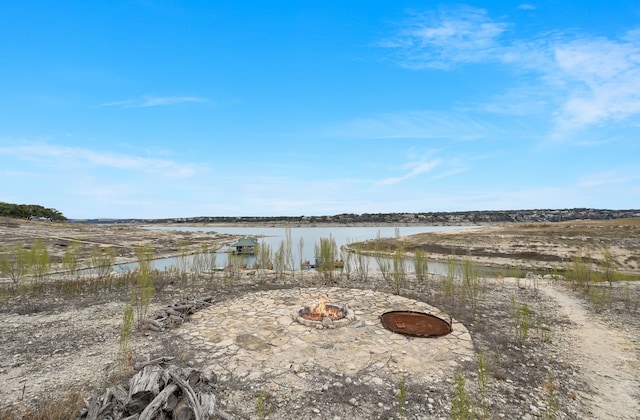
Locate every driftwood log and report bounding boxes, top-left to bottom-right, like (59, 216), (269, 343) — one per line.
(80, 360), (230, 420)
(141, 297), (215, 332)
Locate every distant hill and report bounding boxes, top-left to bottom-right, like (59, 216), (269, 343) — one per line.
(77, 208), (640, 225)
(0, 201), (66, 221)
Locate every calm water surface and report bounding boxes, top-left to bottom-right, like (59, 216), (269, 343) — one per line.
(122, 225), (475, 274)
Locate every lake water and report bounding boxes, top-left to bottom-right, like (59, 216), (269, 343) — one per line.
(120, 225), (475, 275)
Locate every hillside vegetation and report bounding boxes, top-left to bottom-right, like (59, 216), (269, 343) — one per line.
(0, 201), (66, 221)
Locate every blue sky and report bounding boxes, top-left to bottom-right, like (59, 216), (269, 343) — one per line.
(1, 1), (639, 219)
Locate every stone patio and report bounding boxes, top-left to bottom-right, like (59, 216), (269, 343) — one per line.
(176, 287), (474, 394)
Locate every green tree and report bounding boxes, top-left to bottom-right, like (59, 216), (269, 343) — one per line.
(0, 201), (66, 220)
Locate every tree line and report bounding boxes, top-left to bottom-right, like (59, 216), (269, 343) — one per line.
(0, 201), (66, 221)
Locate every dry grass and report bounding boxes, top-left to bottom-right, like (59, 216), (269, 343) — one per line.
(1, 386), (88, 420)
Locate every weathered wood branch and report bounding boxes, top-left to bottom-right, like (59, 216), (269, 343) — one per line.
(140, 297), (215, 331)
(80, 362), (220, 419)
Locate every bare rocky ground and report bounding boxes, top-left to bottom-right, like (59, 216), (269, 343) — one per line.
(1, 218), (639, 419)
(358, 218), (640, 276)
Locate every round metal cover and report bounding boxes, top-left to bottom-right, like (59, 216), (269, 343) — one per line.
(380, 311), (452, 338)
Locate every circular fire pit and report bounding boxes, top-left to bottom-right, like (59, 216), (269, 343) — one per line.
(294, 297), (356, 329)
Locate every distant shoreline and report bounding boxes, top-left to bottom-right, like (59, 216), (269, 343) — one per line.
(71, 208), (640, 227)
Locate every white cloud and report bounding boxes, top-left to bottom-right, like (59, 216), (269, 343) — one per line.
(331, 110), (494, 140)
(101, 95), (209, 108)
(0, 142), (205, 178)
(380, 6), (508, 69)
(381, 7), (640, 138)
(551, 33), (640, 131)
(577, 168), (640, 188)
(377, 158), (442, 186)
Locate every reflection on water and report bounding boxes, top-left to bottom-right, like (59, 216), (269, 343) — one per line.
(116, 225), (476, 275)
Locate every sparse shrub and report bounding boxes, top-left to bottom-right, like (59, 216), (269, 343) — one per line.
(477, 351), (489, 420)
(621, 282), (639, 313)
(0, 244), (32, 284)
(450, 366), (473, 419)
(315, 235), (339, 284)
(390, 246), (407, 295)
(542, 379), (559, 419)
(0, 387), (87, 420)
(461, 255), (481, 315)
(298, 237), (305, 283)
(274, 241), (287, 281)
(257, 389), (265, 420)
(132, 246), (154, 324)
(567, 252), (592, 292)
(587, 284), (611, 312)
(29, 239), (50, 282)
(340, 247), (353, 283)
(199, 244), (217, 280)
(414, 248), (429, 285)
(120, 303), (134, 369)
(62, 241), (81, 278)
(176, 240), (190, 278)
(440, 256), (458, 311)
(375, 249), (392, 282)
(351, 242), (369, 282)
(89, 245), (116, 279)
(227, 253), (244, 282)
(256, 241), (273, 276)
(191, 246), (204, 276)
(600, 248), (618, 287)
(398, 375), (407, 419)
(510, 296), (531, 342)
(535, 313), (552, 343)
(283, 227), (295, 272)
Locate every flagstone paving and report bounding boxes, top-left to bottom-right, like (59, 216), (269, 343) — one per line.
(175, 287), (474, 392)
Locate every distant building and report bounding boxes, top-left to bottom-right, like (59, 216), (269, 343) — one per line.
(230, 237), (259, 255)
(29, 216), (51, 221)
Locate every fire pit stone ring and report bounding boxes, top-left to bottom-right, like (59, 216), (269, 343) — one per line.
(293, 300), (357, 329)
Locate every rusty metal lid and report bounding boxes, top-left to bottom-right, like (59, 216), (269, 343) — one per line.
(380, 311), (452, 338)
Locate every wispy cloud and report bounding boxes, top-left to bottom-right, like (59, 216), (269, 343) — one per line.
(0, 142), (205, 178)
(381, 6), (640, 137)
(551, 31), (640, 132)
(379, 6), (508, 69)
(577, 167), (640, 188)
(377, 158), (442, 185)
(100, 95), (210, 108)
(331, 110), (494, 140)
